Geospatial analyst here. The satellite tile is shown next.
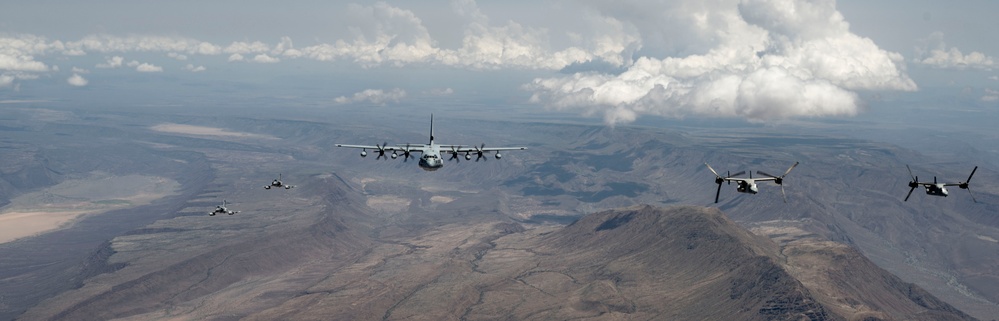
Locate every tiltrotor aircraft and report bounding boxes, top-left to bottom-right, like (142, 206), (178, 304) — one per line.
(209, 199), (239, 216)
(336, 114), (526, 172)
(904, 165), (978, 202)
(705, 162), (799, 203)
(264, 174), (294, 189)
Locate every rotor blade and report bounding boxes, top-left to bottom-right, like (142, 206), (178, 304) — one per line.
(704, 163), (721, 178)
(729, 171), (745, 178)
(781, 184), (787, 203)
(904, 186), (916, 202)
(966, 166), (978, 184)
(967, 187), (978, 203)
(906, 165), (916, 181)
(782, 162), (800, 177)
(757, 170), (778, 178)
(715, 182), (722, 203)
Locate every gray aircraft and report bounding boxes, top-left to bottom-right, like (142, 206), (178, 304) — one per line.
(209, 199), (239, 216)
(336, 114), (527, 172)
(705, 162), (799, 203)
(264, 174), (294, 189)
(905, 165), (977, 202)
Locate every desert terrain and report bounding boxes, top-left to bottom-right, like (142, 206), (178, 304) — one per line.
(1, 105), (997, 320)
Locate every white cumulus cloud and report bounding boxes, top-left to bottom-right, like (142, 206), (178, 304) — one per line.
(184, 64), (206, 72)
(294, 1), (605, 70)
(228, 53), (245, 62)
(525, 0), (916, 124)
(135, 63), (163, 72)
(333, 88), (407, 105)
(252, 54), (280, 63)
(915, 32), (995, 70)
(0, 35), (51, 72)
(429, 87), (454, 96)
(224, 41), (271, 54)
(66, 34), (222, 55)
(67, 73), (88, 86)
(96, 56), (125, 68)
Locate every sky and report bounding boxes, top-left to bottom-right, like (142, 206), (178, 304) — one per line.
(2, 0), (998, 124)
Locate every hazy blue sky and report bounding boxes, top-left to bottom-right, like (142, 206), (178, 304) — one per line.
(2, 0), (997, 124)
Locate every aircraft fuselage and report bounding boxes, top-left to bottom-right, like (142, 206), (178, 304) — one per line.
(418, 147), (445, 171)
(736, 180), (760, 194)
(924, 184), (949, 197)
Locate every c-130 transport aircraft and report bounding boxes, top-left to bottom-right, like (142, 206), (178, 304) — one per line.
(336, 115), (527, 172)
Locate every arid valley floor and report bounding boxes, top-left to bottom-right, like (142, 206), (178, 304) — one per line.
(2, 105), (998, 320)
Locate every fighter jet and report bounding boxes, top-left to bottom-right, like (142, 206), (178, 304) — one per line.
(705, 162), (799, 203)
(264, 174), (294, 189)
(209, 199), (239, 216)
(336, 114), (527, 172)
(904, 165), (978, 202)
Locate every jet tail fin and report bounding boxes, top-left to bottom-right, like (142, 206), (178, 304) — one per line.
(429, 114), (434, 144)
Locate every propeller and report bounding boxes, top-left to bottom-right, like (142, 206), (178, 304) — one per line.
(904, 165), (918, 202)
(375, 142), (388, 160)
(715, 181), (723, 203)
(704, 163), (725, 203)
(449, 146), (462, 162)
(960, 166), (978, 203)
(401, 144), (414, 162)
(756, 162), (799, 203)
(475, 143), (487, 162)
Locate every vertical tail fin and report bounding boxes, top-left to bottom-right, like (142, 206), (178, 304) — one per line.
(429, 114), (435, 144)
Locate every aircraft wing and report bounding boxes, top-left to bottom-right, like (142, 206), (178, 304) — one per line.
(445, 146), (527, 153)
(336, 144), (402, 150)
(336, 143), (429, 151)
